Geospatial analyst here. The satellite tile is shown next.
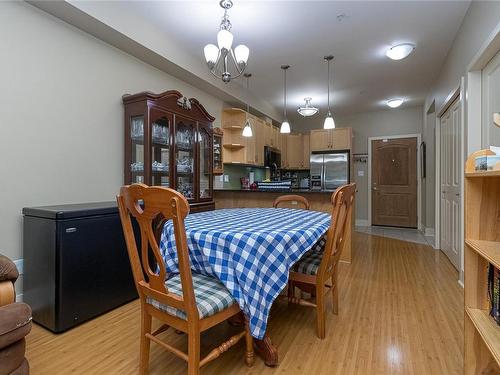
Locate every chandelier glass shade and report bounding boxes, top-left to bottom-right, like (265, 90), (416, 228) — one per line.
(297, 97), (319, 117)
(203, 0), (249, 83)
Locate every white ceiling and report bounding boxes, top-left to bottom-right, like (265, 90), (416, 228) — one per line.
(64, 1), (471, 129)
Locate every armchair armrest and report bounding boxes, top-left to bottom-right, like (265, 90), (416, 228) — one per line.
(0, 302), (32, 351)
(0, 255), (19, 283)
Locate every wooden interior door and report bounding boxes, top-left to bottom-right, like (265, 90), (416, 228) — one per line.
(440, 98), (461, 270)
(371, 137), (417, 228)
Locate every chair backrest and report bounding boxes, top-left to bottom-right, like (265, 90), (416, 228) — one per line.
(117, 184), (199, 321)
(273, 195), (310, 210)
(318, 183), (356, 280)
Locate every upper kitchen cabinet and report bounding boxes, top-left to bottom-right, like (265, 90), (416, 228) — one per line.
(123, 90), (215, 212)
(302, 133), (310, 169)
(310, 128), (352, 151)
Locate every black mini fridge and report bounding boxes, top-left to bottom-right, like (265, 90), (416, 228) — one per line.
(23, 202), (137, 333)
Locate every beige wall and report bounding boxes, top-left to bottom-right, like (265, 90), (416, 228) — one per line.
(422, 1), (500, 236)
(0, 2), (224, 264)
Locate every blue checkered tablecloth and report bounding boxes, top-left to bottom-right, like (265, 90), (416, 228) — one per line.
(159, 207), (330, 339)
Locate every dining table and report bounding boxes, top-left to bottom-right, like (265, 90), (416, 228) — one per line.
(159, 207), (331, 366)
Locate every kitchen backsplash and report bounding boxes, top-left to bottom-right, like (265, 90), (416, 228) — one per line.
(214, 165), (268, 189)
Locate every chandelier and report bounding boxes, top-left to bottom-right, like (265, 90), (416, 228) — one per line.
(297, 97), (319, 117)
(203, 0), (250, 83)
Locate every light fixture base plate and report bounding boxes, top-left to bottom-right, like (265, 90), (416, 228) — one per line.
(281, 65), (290, 70)
(219, 0), (233, 10)
(324, 55), (334, 61)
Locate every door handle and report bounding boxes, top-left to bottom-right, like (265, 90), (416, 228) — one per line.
(372, 187), (378, 191)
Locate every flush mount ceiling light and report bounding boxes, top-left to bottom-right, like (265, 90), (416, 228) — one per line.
(386, 43), (415, 60)
(280, 65), (291, 134)
(242, 73), (253, 137)
(386, 98), (404, 108)
(203, 0), (249, 83)
(323, 55), (335, 129)
(297, 97), (319, 117)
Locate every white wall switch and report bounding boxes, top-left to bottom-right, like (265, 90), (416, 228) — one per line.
(357, 170), (364, 177)
(224, 175), (229, 182)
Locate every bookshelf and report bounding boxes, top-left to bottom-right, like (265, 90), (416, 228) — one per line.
(464, 149), (500, 374)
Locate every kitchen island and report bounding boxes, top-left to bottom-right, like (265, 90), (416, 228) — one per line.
(214, 189), (353, 263)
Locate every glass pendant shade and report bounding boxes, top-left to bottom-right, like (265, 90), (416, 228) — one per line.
(234, 44), (250, 65)
(323, 113), (335, 129)
(280, 121), (291, 134)
(204, 44), (219, 64)
(217, 29), (233, 51)
(242, 119), (253, 137)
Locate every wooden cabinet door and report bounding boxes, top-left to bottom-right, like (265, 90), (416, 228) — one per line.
(245, 130), (256, 165)
(331, 128), (352, 150)
(280, 134), (288, 168)
(254, 119), (265, 166)
(302, 133), (310, 169)
(272, 126), (279, 149)
(310, 129), (331, 151)
(371, 137), (417, 228)
(263, 122), (272, 146)
(286, 135), (303, 169)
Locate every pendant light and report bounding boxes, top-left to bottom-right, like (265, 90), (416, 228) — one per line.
(323, 55), (335, 129)
(242, 73), (253, 137)
(280, 65), (291, 134)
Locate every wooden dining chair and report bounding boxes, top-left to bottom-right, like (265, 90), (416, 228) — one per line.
(117, 184), (254, 375)
(286, 183), (356, 339)
(272, 195), (310, 210)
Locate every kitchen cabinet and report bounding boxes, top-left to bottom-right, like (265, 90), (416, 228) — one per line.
(280, 133), (288, 168)
(254, 118), (266, 166)
(213, 127), (223, 174)
(303, 133), (310, 169)
(123, 90), (214, 212)
(263, 121), (279, 149)
(286, 134), (305, 169)
(310, 127), (352, 151)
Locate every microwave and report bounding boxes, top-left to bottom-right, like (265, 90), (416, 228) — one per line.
(264, 146), (281, 169)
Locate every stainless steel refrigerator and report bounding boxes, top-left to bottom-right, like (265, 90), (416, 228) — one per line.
(310, 151), (350, 191)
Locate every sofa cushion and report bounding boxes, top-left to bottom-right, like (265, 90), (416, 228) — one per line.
(146, 273), (236, 320)
(9, 358), (29, 375)
(0, 303), (32, 350)
(0, 255), (18, 283)
(0, 339), (25, 375)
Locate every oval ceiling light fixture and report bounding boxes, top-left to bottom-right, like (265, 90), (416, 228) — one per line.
(386, 98), (404, 108)
(386, 43), (415, 60)
(297, 97), (319, 117)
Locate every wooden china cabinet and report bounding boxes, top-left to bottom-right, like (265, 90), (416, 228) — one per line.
(122, 90), (215, 212)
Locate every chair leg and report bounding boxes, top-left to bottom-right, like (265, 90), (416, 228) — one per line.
(139, 308), (152, 375)
(244, 317), (255, 367)
(331, 275), (339, 315)
(287, 281), (295, 305)
(316, 285), (326, 339)
(187, 332), (201, 375)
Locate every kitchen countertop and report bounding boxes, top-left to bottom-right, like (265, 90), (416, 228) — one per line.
(214, 188), (334, 194)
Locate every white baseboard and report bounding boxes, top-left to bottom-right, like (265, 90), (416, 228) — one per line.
(424, 228), (435, 236)
(14, 259), (23, 275)
(355, 219), (369, 227)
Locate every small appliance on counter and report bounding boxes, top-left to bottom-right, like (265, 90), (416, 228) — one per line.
(299, 177), (310, 189)
(240, 177), (250, 190)
(264, 146), (281, 180)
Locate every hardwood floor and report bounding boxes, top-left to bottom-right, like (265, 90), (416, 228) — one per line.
(26, 232), (464, 374)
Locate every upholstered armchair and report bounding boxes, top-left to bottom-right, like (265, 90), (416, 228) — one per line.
(0, 255), (32, 375)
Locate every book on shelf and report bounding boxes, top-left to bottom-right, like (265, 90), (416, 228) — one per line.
(488, 263), (500, 325)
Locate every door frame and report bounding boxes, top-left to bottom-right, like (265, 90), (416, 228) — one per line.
(436, 83), (464, 276)
(367, 133), (422, 228)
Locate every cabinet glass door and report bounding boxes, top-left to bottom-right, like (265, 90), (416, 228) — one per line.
(130, 115), (145, 183)
(175, 117), (195, 200)
(150, 109), (171, 187)
(199, 126), (213, 199)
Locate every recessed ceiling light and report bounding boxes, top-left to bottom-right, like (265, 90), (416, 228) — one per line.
(386, 43), (415, 60)
(386, 98), (404, 108)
